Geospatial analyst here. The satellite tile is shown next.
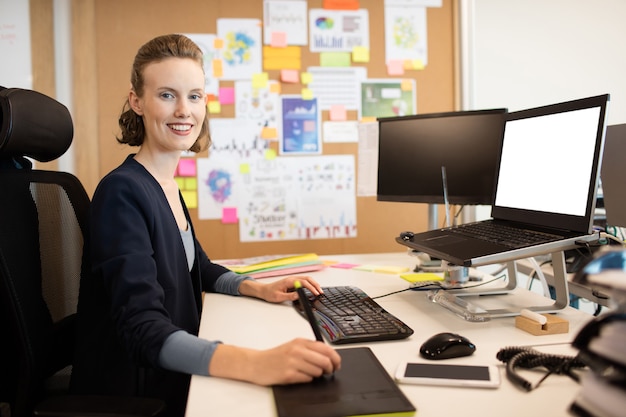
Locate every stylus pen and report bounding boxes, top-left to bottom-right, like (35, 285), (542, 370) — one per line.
(294, 280), (324, 342)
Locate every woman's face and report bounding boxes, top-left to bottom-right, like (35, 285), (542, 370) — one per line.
(130, 57), (207, 153)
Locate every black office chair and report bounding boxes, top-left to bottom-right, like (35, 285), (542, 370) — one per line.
(0, 87), (165, 417)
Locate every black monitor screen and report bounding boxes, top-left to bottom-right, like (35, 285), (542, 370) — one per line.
(377, 109), (507, 205)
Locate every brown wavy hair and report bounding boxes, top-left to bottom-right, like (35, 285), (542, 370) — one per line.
(117, 34), (210, 153)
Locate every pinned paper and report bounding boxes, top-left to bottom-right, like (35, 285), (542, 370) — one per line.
(264, 148), (277, 159)
(401, 79), (413, 91)
(239, 163), (250, 174)
(323, 0), (359, 10)
(329, 104), (347, 121)
(280, 69), (299, 83)
(218, 87), (235, 104)
(404, 59), (425, 70)
(386, 59), (404, 75)
(178, 158), (197, 177)
(222, 207), (238, 224)
(361, 116), (377, 123)
(263, 46), (301, 70)
(352, 46), (370, 63)
(269, 83), (281, 94)
(252, 72), (269, 89)
(185, 177), (197, 190)
(270, 31), (287, 48)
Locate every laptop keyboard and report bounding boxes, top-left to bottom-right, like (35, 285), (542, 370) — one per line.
(448, 221), (563, 248)
(293, 286), (414, 344)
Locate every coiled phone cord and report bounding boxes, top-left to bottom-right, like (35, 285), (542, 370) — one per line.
(496, 346), (587, 391)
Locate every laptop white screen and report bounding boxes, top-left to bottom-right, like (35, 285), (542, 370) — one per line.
(494, 106), (602, 216)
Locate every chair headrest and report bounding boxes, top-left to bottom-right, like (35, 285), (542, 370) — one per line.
(0, 87), (73, 162)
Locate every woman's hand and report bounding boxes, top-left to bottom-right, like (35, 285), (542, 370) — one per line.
(239, 275), (323, 303)
(209, 338), (341, 386)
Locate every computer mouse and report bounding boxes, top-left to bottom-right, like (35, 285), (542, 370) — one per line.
(419, 332), (476, 360)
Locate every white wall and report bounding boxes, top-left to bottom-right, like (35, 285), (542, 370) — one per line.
(461, 0), (626, 125)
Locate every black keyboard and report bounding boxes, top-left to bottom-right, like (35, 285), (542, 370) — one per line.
(293, 286), (414, 344)
(448, 221), (562, 248)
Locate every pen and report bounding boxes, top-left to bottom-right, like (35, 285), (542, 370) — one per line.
(294, 280), (324, 342)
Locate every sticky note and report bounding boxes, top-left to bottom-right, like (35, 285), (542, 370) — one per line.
(178, 158), (197, 177)
(264, 148), (277, 159)
(213, 38), (224, 49)
(181, 190), (197, 209)
(401, 79), (413, 91)
(269, 82), (281, 94)
(212, 59), (223, 77)
(252, 72), (269, 89)
(320, 52), (351, 67)
(208, 101), (221, 114)
(270, 31), (287, 48)
(323, 0), (359, 10)
(352, 46), (370, 63)
(331, 263), (359, 269)
(218, 87), (235, 104)
(399, 273), (444, 283)
(175, 177), (186, 189)
(301, 88), (313, 100)
(184, 177), (197, 190)
(222, 207), (238, 224)
(280, 69), (299, 83)
(261, 127), (278, 139)
(361, 116), (377, 123)
(387, 59), (404, 75)
(263, 46), (301, 70)
(300, 72), (313, 85)
(404, 59), (425, 70)
(239, 163), (250, 174)
(329, 105), (347, 121)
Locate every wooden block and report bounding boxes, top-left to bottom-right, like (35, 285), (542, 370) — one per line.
(515, 314), (569, 335)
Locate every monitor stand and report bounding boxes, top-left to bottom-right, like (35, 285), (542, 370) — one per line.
(428, 203), (438, 230)
(430, 250), (570, 319)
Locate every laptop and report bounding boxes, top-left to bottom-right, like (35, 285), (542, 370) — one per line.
(397, 94), (610, 267)
(600, 123), (626, 228)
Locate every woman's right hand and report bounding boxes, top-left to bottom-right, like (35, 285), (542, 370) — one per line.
(209, 338), (341, 386)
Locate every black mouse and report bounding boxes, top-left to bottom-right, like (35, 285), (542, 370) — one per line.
(419, 332), (476, 360)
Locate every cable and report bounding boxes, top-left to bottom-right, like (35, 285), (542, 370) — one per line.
(371, 287), (412, 300)
(496, 346), (587, 392)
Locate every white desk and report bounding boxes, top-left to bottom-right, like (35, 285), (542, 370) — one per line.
(186, 252), (594, 417)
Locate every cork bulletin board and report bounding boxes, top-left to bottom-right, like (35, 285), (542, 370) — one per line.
(87, 0), (456, 259)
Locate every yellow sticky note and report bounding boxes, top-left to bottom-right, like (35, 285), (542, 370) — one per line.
(401, 79), (413, 91)
(252, 72), (269, 89)
(239, 163), (250, 174)
(269, 82), (281, 94)
(319, 52), (351, 67)
(300, 72), (313, 85)
(352, 46), (370, 63)
(181, 190), (197, 209)
(208, 101), (221, 114)
(185, 177), (197, 190)
(212, 59), (223, 77)
(261, 127), (278, 139)
(404, 59), (425, 70)
(213, 38), (224, 49)
(264, 148), (277, 160)
(399, 273), (444, 283)
(361, 116), (377, 123)
(301, 88), (313, 100)
(175, 177), (186, 189)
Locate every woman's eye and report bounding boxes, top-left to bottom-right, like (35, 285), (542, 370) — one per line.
(161, 92), (174, 99)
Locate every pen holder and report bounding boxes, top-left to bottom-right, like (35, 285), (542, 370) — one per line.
(515, 314), (569, 335)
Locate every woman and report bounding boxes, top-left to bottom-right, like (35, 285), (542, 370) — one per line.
(71, 34), (340, 416)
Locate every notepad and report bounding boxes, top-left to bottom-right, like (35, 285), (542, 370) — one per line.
(272, 347), (416, 417)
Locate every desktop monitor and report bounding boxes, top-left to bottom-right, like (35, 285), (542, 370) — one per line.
(377, 109), (507, 206)
(600, 123), (626, 228)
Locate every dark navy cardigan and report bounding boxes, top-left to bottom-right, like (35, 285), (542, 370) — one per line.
(71, 155), (231, 415)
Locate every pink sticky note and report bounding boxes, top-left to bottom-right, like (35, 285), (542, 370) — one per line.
(219, 87), (235, 104)
(177, 159), (197, 177)
(329, 105), (347, 121)
(280, 69), (299, 83)
(331, 263), (359, 269)
(387, 59), (405, 76)
(271, 31), (287, 48)
(222, 207), (238, 224)
(303, 120), (315, 132)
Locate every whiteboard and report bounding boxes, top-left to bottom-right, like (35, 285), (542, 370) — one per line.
(0, 0), (32, 89)
(461, 0), (626, 125)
